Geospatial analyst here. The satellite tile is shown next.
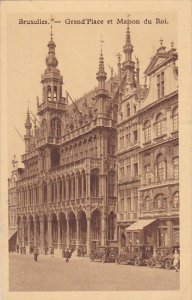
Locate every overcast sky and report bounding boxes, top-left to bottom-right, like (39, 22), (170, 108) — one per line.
(6, 12), (177, 173)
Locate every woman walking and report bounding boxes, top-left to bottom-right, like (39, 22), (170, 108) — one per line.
(173, 249), (180, 272)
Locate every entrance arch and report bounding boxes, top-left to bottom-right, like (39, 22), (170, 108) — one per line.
(91, 209), (101, 249)
(78, 211), (87, 246)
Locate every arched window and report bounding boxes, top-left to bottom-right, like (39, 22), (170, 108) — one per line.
(51, 118), (61, 138)
(127, 103), (130, 117)
(108, 212), (115, 240)
(156, 113), (164, 136)
(47, 86), (51, 101)
(108, 170), (115, 197)
(172, 192), (179, 208)
(157, 154), (166, 182)
(172, 107), (178, 131)
(133, 104), (137, 113)
(53, 86), (57, 102)
(51, 148), (60, 169)
(144, 121), (151, 142)
(90, 170), (99, 197)
(154, 194), (167, 210)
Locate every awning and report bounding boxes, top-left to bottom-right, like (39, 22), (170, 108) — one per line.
(9, 229), (17, 240)
(126, 219), (157, 231)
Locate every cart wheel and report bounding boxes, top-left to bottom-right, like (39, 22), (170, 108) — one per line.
(147, 259), (153, 268)
(102, 255), (106, 263)
(164, 259), (172, 270)
(134, 257), (141, 266)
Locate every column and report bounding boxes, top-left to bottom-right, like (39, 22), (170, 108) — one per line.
(40, 216), (45, 254)
(81, 176), (84, 198)
(34, 218), (37, 246)
(86, 217), (91, 255)
(66, 217), (70, 248)
(57, 216), (60, 249)
(101, 211), (107, 246)
(86, 173), (90, 203)
(47, 181), (51, 203)
(47, 215), (52, 249)
(167, 220), (172, 246)
(21, 220), (24, 246)
(76, 217), (79, 249)
(75, 176), (78, 200)
(57, 181), (60, 202)
(27, 220), (31, 252)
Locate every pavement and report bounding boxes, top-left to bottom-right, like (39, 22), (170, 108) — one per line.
(9, 253), (179, 291)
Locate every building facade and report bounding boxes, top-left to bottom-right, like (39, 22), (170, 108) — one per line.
(8, 25), (179, 255)
(116, 30), (179, 248)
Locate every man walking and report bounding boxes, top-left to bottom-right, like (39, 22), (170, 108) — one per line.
(34, 246), (39, 262)
(64, 248), (71, 263)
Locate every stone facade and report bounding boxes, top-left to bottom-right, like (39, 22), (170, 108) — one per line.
(8, 25), (179, 255)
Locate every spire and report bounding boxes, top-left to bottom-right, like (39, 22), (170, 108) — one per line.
(12, 154), (18, 170)
(123, 23), (133, 62)
(25, 108), (32, 130)
(46, 16), (58, 68)
(96, 36), (107, 90)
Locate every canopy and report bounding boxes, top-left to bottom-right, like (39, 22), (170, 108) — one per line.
(9, 229), (17, 240)
(126, 219), (157, 231)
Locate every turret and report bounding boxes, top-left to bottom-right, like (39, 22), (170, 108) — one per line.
(96, 45), (107, 91)
(122, 24), (135, 85)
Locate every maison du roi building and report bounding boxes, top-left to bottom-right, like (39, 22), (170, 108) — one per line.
(8, 25), (179, 255)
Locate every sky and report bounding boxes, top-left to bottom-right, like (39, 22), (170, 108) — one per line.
(6, 11), (177, 173)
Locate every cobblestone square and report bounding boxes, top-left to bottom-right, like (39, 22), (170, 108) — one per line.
(9, 253), (179, 291)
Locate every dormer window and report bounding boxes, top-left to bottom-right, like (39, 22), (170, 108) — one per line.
(157, 71), (164, 99)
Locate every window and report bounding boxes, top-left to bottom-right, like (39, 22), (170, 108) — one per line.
(51, 118), (61, 137)
(172, 192), (179, 208)
(119, 160), (124, 180)
(120, 198), (124, 212)
(126, 157), (131, 179)
(53, 86), (57, 101)
(154, 194), (167, 210)
(47, 86), (51, 101)
(173, 107), (178, 131)
(144, 121), (151, 142)
(157, 71), (164, 99)
(157, 154), (166, 182)
(145, 165), (151, 184)
(133, 130), (138, 144)
(127, 103), (130, 117)
(156, 113), (164, 136)
(119, 134), (124, 150)
(133, 163), (138, 177)
(108, 212), (115, 240)
(173, 157), (179, 179)
(144, 196), (151, 211)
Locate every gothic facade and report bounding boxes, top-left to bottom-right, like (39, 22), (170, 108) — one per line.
(8, 25), (179, 255)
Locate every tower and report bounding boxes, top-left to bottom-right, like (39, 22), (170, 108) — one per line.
(37, 25), (67, 141)
(122, 24), (135, 86)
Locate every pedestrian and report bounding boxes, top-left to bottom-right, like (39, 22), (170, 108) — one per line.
(173, 249), (180, 272)
(45, 246), (48, 255)
(64, 248), (71, 263)
(34, 246), (39, 262)
(16, 243), (19, 253)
